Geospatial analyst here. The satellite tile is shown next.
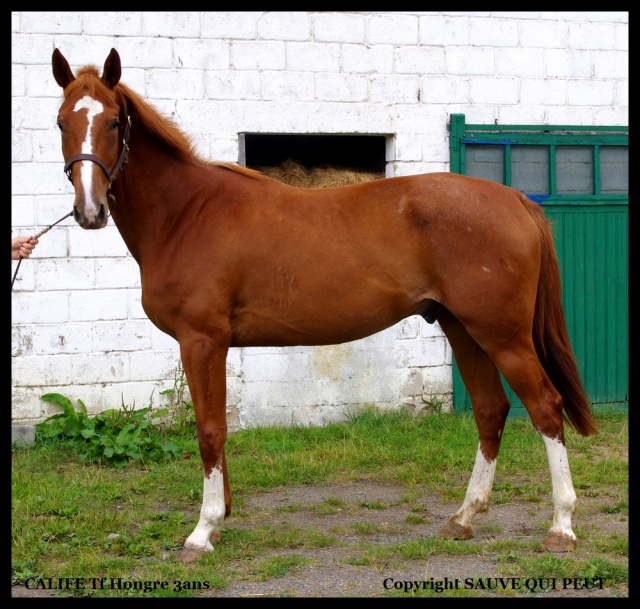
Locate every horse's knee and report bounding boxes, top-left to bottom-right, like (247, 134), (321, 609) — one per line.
(197, 423), (226, 446)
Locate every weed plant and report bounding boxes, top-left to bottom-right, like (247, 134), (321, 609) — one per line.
(35, 393), (186, 467)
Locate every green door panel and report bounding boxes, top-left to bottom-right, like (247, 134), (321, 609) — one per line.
(449, 115), (628, 415)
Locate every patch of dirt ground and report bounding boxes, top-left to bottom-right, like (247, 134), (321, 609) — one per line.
(11, 481), (628, 599)
(208, 480), (627, 598)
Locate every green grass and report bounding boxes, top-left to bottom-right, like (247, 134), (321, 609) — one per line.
(12, 406), (627, 598)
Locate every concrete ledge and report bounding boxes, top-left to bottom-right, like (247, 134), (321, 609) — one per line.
(12, 425), (35, 446)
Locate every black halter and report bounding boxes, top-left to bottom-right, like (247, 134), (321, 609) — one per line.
(64, 96), (131, 190)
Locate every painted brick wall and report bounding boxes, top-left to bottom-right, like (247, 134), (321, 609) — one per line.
(11, 11), (629, 432)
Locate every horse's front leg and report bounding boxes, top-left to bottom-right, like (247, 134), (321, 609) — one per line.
(176, 331), (231, 563)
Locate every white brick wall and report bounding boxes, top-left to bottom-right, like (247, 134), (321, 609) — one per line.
(11, 11), (628, 432)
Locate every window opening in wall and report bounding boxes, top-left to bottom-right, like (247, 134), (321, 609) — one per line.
(239, 134), (387, 188)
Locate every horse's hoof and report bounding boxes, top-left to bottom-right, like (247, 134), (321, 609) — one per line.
(440, 519), (474, 540)
(175, 532), (221, 563)
(176, 546), (209, 563)
(541, 532), (577, 552)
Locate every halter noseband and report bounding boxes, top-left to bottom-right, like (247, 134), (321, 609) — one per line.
(64, 96), (131, 190)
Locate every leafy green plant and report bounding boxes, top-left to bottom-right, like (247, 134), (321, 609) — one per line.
(11, 558), (40, 586)
(157, 362), (197, 434)
(420, 392), (447, 414)
(35, 393), (182, 467)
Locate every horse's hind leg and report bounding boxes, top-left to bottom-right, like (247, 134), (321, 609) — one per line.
(486, 333), (578, 552)
(436, 309), (511, 541)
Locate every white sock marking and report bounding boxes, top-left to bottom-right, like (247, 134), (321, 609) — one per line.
(184, 466), (226, 552)
(452, 444), (497, 527)
(542, 434), (577, 539)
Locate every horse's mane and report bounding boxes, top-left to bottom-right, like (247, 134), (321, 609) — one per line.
(68, 65), (265, 181)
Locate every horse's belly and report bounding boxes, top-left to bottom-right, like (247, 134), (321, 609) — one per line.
(229, 277), (425, 347)
(230, 312), (404, 347)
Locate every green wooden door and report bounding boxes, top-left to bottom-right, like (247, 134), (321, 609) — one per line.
(449, 115), (628, 415)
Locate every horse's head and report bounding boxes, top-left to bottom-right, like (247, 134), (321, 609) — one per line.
(52, 48), (127, 230)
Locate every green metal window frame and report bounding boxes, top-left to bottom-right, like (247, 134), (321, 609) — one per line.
(449, 114), (628, 205)
(447, 114), (628, 415)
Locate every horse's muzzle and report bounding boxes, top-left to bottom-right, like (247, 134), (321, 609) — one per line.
(73, 203), (108, 229)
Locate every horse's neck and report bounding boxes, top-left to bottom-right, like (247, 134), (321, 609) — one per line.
(109, 136), (193, 264)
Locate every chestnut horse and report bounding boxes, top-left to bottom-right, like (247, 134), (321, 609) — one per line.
(51, 48), (598, 562)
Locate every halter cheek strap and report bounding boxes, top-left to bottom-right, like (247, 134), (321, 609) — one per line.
(64, 96), (131, 190)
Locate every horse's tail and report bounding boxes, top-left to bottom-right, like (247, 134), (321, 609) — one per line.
(521, 194), (599, 436)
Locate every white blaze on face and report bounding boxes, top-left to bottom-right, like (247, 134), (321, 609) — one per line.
(542, 434), (577, 539)
(73, 95), (105, 220)
(183, 465), (226, 552)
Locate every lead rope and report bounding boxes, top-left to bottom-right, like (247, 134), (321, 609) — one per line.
(11, 211), (74, 290)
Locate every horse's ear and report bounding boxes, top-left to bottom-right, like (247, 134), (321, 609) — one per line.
(52, 48), (75, 89)
(102, 48), (121, 89)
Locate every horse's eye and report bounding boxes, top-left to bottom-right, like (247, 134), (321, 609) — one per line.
(111, 119), (120, 129)
(56, 121), (64, 132)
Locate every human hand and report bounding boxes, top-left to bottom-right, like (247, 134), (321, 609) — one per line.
(12, 236), (39, 260)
